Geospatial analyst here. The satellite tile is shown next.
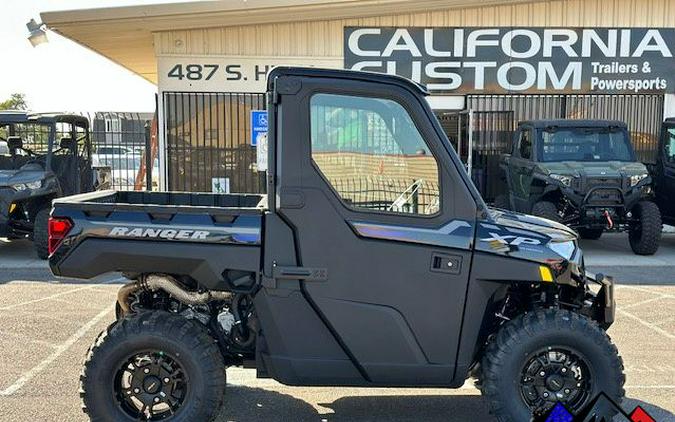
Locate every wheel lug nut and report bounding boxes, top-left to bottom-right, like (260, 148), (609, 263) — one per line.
(143, 368), (150, 374)
(539, 371), (546, 376)
(154, 397), (160, 403)
(543, 392), (549, 398)
(133, 388), (140, 394)
(564, 389), (571, 394)
(561, 368), (567, 373)
(164, 377), (170, 383)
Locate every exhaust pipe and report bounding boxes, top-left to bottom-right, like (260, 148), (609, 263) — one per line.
(117, 274), (233, 315)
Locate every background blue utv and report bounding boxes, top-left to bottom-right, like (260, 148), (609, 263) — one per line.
(0, 112), (98, 258)
(48, 68), (624, 422)
(497, 119), (661, 255)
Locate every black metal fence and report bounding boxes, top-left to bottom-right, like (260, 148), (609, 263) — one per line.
(163, 92), (266, 193)
(467, 94), (664, 163)
(161, 92), (664, 201)
(87, 112), (155, 191)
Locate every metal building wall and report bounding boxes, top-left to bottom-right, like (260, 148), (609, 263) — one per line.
(153, 0), (675, 58)
(152, 0), (674, 192)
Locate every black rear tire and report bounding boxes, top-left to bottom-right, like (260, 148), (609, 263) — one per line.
(480, 309), (625, 422)
(629, 201), (662, 255)
(80, 311), (226, 422)
(33, 208), (50, 260)
(531, 201), (560, 222)
(492, 194), (510, 210)
(578, 228), (603, 240)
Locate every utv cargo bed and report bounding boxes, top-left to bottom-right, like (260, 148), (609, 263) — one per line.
(49, 190), (265, 288)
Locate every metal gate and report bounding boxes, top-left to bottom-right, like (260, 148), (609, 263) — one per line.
(438, 94), (665, 201)
(436, 110), (514, 201)
(89, 112), (156, 191)
(163, 92), (266, 193)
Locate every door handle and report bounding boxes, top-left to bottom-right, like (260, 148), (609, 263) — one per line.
(273, 265), (328, 281)
(430, 253), (462, 275)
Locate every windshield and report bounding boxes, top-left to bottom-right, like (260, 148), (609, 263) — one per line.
(540, 127), (634, 162)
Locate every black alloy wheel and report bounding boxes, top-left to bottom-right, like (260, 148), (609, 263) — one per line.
(81, 311), (226, 422)
(519, 348), (592, 414)
(115, 350), (188, 420)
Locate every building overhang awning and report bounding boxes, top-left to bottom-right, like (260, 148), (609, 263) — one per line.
(41, 0), (533, 84)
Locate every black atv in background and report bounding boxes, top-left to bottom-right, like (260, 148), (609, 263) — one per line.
(0, 112), (101, 258)
(651, 118), (675, 226)
(497, 120), (661, 255)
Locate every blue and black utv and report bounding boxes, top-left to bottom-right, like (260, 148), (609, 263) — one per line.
(0, 111), (99, 258)
(48, 68), (623, 422)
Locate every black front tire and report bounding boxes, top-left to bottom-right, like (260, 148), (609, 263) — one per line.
(531, 201), (560, 222)
(578, 228), (603, 240)
(33, 208), (50, 260)
(480, 309), (625, 422)
(80, 311), (226, 422)
(628, 201), (662, 255)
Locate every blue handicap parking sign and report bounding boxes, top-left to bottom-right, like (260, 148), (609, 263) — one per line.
(251, 110), (268, 146)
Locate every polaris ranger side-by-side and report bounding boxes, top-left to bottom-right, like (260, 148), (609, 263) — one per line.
(0, 112), (100, 258)
(497, 120), (662, 255)
(48, 68), (623, 422)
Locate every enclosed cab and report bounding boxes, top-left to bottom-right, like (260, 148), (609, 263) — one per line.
(498, 119), (661, 255)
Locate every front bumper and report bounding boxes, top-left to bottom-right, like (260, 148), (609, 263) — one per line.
(547, 181), (651, 228)
(585, 272), (615, 329)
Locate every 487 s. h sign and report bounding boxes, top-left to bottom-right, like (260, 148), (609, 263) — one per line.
(344, 27), (675, 94)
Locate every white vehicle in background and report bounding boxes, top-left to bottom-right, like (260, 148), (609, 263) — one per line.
(94, 146), (135, 156)
(91, 152), (159, 190)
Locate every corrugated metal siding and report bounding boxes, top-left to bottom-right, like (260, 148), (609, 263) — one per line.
(154, 0), (675, 58)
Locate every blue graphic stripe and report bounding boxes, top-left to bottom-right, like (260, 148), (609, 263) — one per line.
(350, 220), (473, 250)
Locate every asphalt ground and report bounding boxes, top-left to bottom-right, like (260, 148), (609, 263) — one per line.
(0, 236), (674, 421)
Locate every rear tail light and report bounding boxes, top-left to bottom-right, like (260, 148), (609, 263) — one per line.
(48, 217), (73, 255)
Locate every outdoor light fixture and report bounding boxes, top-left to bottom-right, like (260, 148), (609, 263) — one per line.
(26, 19), (48, 47)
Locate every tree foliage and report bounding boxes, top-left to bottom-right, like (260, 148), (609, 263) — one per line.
(0, 93), (28, 111)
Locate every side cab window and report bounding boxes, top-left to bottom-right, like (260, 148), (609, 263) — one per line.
(309, 93), (441, 216)
(665, 127), (675, 166)
(517, 128), (533, 160)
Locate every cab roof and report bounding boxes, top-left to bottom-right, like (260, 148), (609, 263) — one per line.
(519, 119), (628, 129)
(28, 113), (89, 127)
(0, 111), (29, 124)
(0, 111), (89, 127)
(268, 67), (429, 96)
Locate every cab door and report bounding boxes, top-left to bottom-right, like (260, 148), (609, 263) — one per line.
(656, 123), (675, 220)
(508, 126), (535, 212)
(273, 72), (478, 386)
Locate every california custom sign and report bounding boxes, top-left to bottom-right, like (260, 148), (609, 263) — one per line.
(344, 27), (675, 94)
